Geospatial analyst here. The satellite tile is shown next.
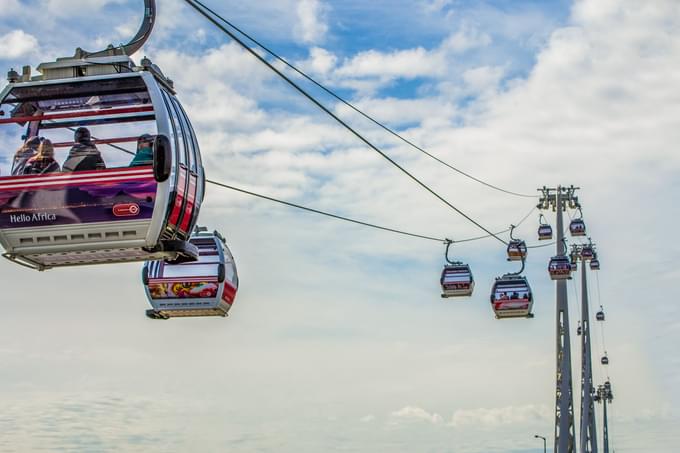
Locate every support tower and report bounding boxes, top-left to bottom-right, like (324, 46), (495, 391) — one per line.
(594, 381), (614, 453)
(573, 242), (598, 452)
(538, 186), (580, 453)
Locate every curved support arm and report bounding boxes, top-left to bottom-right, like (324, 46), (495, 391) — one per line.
(507, 256), (526, 276)
(561, 237), (569, 256)
(509, 224), (517, 240)
(538, 213), (547, 225)
(84, 0), (156, 57)
(444, 239), (456, 265)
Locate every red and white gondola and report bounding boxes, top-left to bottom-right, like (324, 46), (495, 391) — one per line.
(490, 275), (534, 319)
(537, 214), (553, 240)
(0, 0), (205, 270)
(143, 228), (238, 319)
(569, 218), (586, 237)
(506, 240), (527, 261)
(548, 255), (572, 280)
(441, 264), (474, 297)
(581, 244), (595, 260)
(440, 240), (474, 297)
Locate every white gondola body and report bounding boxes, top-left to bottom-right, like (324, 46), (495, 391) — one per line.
(548, 256), (572, 280)
(143, 230), (238, 319)
(569, 219), (586, 237)
(506, 240), (527, 261)
(0, 67), (205, 270)
(440, 264), (474, 297)
(590, 259), (600, 270)
(490, 276), (533, 319)
(537, 224), (553, 240)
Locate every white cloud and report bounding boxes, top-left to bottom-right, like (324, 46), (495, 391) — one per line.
(450, 404), (551, 428)
(43, 0), (127, 17)
(2, 0), (21, 14)
(391, 406), (443, 424)
(298, 46), (338, 76)
(294, 0), (329, 44)
(0, 29), (39, 60)
(440, 25), (492, 54)
(337, 47), (446, 80)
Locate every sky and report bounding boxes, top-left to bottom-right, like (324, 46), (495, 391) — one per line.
(0, 0), (678, 451)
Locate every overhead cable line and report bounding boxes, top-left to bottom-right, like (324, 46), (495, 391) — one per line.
(184, 0), (538, 199)
(208, 179), (536, 244)
(184, 0), (509, 246)
(208, 179), (445, 242)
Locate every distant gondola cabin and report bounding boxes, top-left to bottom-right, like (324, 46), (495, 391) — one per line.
(143, 229), (238, 319)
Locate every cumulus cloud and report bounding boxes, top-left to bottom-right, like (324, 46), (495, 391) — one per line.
(440, 25), (492, 54)
(331, 24), (496, 95)
(294, 0), (329, 44)
(0, 29), (40, 60)
(44, 0), (127, 17)
(391, 406), (443, 424)
(450, 404), (552, 428)
(336, 47), (446, 80)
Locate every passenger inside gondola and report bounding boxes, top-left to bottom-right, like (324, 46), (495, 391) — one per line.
(11, 136), (40, 175)
(23, 139), (60, 174)
(62, 127), (106, 172)
(129, 134), (154, 167)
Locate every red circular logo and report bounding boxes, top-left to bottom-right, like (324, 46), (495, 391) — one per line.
(113, 203), (141, 217)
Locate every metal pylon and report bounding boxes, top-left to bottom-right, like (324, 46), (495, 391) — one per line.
(542, 186), (576, 453)
(578, 251), (598, 452)
(595, 381), (613, 453)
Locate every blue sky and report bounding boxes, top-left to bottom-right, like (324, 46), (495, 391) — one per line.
(1, 0), (679, 452)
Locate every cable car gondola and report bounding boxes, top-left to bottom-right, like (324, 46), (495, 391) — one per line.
(0, 0), (205, 270)
(581, 243), (594, 259)
(537, 214), (553, 240)
(506, 225), (527, 261)
(490, 256), (533, 319)
(601, 353), (609, 365)
(596, 306), (605, 321)
(569, 208), (586, 237)
(548, 255), (572, 280)
(143, 228), (238, 319)
(590, 257), (600, 270)
(577, 321), (582, 336)
(440, 240), (474, 297)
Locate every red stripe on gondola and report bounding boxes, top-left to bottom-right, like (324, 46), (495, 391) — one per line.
(0, 176), (153, 192)
(0, 106), (155, 124)
(0, 166), (153, 183)
(149, 277), (219, 284)
(52, 136), (141, 148)
(0, 171), (154, 191)
(222, 282), (237, 305)
(167, 169), (186, 228)
(179, 174), (197, 233)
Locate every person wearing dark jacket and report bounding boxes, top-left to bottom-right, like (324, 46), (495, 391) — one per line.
(23, 139), (60, 174)
(11, 136), (41, 175)
(62, 127), (106, 172)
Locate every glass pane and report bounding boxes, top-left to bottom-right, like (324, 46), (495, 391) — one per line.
(162, 91), (186, 167)
(0, 76), (156, 174)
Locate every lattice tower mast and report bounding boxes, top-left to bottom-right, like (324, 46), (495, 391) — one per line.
(538, 185), (579, 453)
